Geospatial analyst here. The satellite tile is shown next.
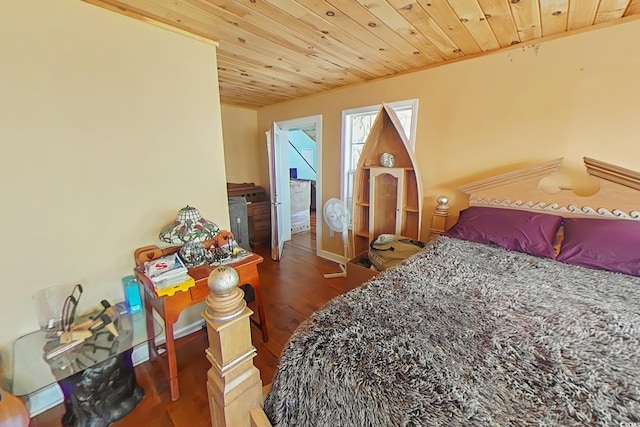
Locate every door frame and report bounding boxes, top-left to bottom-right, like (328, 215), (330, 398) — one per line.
(273, 115), (323, 257)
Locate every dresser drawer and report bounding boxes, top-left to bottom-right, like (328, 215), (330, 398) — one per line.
(242, 201), (270, 244)
(253, 218), (271, 230)
(250, 202), (270, 216)
(254, 228), (270, 242)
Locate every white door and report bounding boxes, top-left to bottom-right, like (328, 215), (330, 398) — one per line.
(266, 122), (291, 261)
(274, 115), (322, 257)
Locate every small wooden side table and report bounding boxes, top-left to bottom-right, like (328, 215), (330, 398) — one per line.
(133, 239), (268, 402)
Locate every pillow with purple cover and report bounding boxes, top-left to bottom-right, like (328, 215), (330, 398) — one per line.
(444, 206), (562, 259)
(556, 217), (640, 277)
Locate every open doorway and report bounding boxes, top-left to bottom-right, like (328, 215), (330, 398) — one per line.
(270, 115), (322, 257)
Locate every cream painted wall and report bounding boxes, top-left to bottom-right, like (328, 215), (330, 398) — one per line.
(257, 19), (640, 255)
(221, 104), (263, 185)
(0, 0), (228, 370)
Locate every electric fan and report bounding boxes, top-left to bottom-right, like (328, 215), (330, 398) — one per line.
(323, 198), (350, 278)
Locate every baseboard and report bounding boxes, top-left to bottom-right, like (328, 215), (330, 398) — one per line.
(26, 318), (206, 417)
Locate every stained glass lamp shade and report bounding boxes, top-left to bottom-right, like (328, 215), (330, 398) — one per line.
(159, 206), (219, 267)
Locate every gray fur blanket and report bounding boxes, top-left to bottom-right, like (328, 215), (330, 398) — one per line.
(264, 236), (640, 426)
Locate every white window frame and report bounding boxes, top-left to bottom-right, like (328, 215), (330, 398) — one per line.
(340, 99), (419, 228)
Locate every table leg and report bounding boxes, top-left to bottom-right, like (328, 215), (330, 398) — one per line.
(164, 321), (180, 401)
(253, 279), (269, 342)
(59, 349), (143, 427)
(140, 278), (180, 401)
(144, 287), (158, 362)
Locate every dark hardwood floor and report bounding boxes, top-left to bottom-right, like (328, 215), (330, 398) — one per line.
(31, 210), (356, 427)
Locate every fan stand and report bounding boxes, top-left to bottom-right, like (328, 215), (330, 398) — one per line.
(324, 228), (349, 279)
(323, 265), (345, 279)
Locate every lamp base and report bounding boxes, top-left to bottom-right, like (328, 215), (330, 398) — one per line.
(178, 241), (207, 268)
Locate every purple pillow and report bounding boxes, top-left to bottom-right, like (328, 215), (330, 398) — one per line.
(444, 206), (562, 258)
(556, 217), (640, 277)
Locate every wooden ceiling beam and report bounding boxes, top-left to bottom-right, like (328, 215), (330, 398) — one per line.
(595, 0), (631, 24)
(217, 55), (339, 93)
(214, 0), (402, 78)
(476, 0), (521, 47)
(275, 0), (416, 71)
(415, 0), (483, 55)
(182, 0), (382, 80)
(568, 0), (599, 30)
(83, 0), (640, 108)
(353, 0), (447, 62)
(216, 38), (362, 88)
(168, 0), (367, 82)
(446, 0), (501, 51)
(626, 0), (640, 14)
(509, 0), (542, 41)
(387, 0), (463, 59)
(81, 0), (218, 45)
(539, 0), (569, 36)
(325, 0), (433, 68)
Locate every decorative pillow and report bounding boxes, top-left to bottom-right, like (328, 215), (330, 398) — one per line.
(444, 206), (562, 258)
(556, 217), (640, 277)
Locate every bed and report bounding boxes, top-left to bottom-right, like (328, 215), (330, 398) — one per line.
(202, 157), (640, 427)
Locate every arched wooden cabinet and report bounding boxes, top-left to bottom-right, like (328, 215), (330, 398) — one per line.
(352, 104), (423, 256)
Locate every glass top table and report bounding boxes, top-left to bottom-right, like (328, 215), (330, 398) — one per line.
(12, 311), (162, 398)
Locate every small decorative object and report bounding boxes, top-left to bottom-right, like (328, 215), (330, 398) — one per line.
(159, 206), (219, 268)
(206, 266), (246, 321)
(380, 152), (395, 168)
(436, 196), (449, 212)
(33, 284), (75, 334)
(121, 276), (142, 314)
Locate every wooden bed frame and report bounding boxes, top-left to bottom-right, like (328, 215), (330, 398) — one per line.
(456, 157), (640, 221)
(202, 157), (640, 427)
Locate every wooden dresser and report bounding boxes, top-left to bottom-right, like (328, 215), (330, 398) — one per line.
(227, 183), (271, 245)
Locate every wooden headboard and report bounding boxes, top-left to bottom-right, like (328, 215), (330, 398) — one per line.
(431, 157), (640, 235)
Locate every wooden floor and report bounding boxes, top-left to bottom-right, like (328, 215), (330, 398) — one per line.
(31, 211), (356, 427)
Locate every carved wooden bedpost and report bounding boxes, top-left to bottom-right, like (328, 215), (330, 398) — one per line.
(430, 196), (450, 236)
(203, 266), (265, 427)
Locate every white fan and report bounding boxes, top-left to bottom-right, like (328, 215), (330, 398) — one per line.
(323, 198), (350, 278)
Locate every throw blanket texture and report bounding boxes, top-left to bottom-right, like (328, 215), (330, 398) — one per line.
(264, 236), (640, 426)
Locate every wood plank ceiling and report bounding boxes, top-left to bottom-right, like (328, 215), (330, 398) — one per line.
(85, 0), (640, 108)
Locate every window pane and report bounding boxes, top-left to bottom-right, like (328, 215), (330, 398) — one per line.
(394, 109), (412, 140)
(352, 113), (376, 144)
(351, 143), (364, 170)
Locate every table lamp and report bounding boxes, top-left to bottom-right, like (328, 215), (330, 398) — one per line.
(159, 206), (219, 268)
